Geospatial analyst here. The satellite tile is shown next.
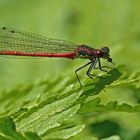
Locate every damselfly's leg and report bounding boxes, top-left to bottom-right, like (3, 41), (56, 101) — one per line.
(98, 59), (110, 72)
(94, 66), (111, 70)
(86, 58), (101, 79)
(75, 61), (92, 86)
(93, 59), (111, 70)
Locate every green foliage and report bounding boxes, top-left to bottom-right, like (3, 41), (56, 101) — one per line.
(0, 64), (139, 139)
(0, 117), (41, 140)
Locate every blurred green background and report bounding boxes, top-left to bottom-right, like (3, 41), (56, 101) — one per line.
(0, 0), (140, 89)
(0, 0), (140, 139)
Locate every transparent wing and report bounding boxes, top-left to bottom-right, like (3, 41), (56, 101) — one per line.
(0, 27), (78, 54)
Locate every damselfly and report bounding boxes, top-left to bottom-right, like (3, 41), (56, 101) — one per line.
(0, 27), (114, 86)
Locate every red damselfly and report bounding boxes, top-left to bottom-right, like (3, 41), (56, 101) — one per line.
(0, 27), (114, 86)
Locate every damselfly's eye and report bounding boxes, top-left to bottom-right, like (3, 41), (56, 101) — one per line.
(101, 47), (110, 54)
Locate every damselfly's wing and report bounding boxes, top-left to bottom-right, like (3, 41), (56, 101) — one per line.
(0, 27), (78, 54)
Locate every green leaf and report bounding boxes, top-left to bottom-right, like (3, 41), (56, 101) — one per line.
(0, 117), (40, 140)
(101, 135), (121, 140)
(16, 91), (82, 136)
(24, 132), (42, 140)
(79, 97), (140, 113)
(43, 125), (85, 139)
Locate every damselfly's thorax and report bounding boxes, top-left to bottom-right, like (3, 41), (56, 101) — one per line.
(76, 45), (113, 63)
(76, 45), (103, 59)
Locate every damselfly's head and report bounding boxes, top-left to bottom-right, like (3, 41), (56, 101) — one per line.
(100, 47), (115, 65)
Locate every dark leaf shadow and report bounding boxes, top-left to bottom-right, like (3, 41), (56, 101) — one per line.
(82, 65), (125, 96)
